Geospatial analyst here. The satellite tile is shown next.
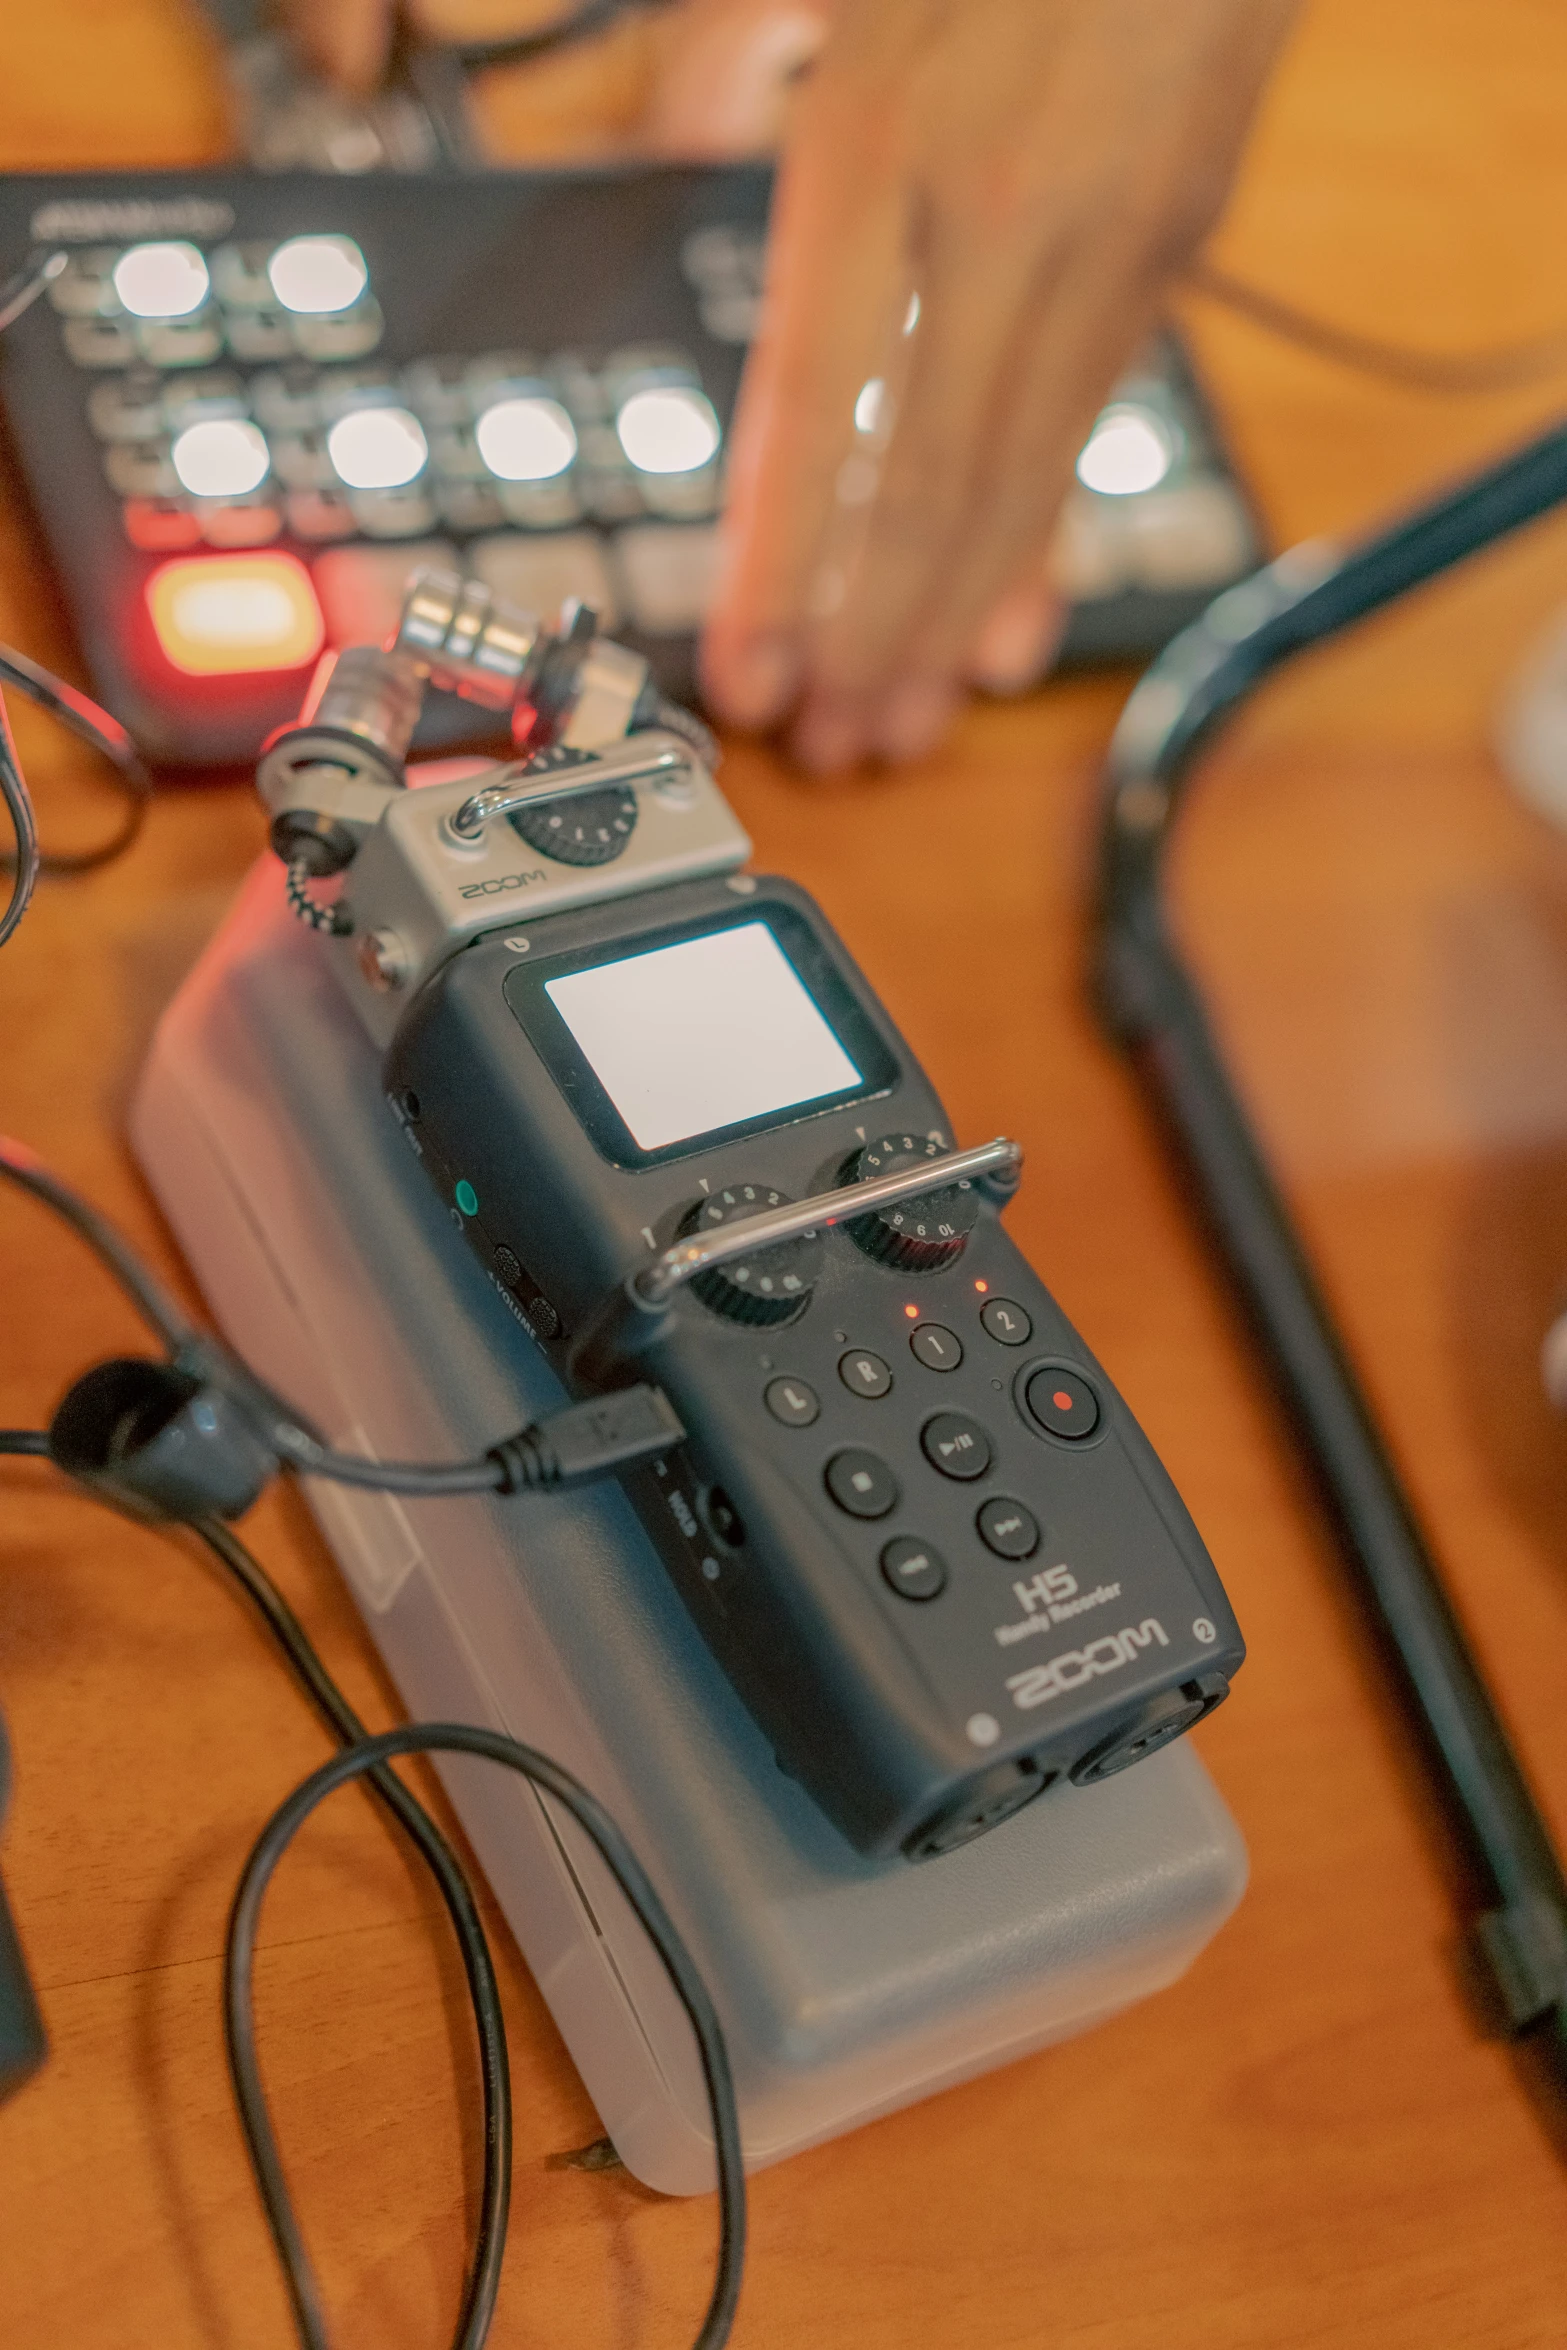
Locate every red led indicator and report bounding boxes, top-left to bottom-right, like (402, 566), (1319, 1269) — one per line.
(903, 1304), (920, 1320)
(974, 1279), (989, 1293)
(1052, 1390), (1074, 1412)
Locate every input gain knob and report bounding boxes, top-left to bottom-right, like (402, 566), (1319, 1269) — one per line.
(684, 1183), (822, 1325)
(848, 1132), (979, 1273)
(509, 782), (638, 866)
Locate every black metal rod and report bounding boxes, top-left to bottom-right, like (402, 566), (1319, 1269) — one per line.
(1094, 416), (1567, 2052)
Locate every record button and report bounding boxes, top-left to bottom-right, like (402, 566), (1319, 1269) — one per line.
(880, 1537), (947, 1602)
(1024, 1369), (1100, 1440)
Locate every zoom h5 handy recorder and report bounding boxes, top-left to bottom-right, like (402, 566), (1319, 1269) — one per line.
(259, 569), (1245, 1860)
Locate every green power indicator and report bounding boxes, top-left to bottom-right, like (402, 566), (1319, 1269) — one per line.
(455, 1180), (479, 1217)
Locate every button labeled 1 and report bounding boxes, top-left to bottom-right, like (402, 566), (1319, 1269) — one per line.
(910, 1323), (962, 1372)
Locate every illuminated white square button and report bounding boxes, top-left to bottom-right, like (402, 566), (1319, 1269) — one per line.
(613, 522), (720, 635)
(468, 531), (619, 629)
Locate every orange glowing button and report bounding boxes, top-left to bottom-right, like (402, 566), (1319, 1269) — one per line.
(146, 552), (324, 676)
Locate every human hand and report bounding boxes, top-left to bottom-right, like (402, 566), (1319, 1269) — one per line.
(701, 0), (1299, 770)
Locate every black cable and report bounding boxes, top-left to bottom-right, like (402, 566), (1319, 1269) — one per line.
(1183, 256), (1567, 397)
(0, 1134), (195, 1351)
(185, 1521), (511, 2350)
(0, 684), (37, 951)
(227, 1723), (746, 2350)
(1, 1428), (513, 2345)
(0, 645), (152, 877)
(0, 1137), (682, 1501)
(1093, 413), (1567, 2082)
(449, 0), (682, 73)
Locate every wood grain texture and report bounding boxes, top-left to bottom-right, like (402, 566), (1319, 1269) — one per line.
(4, 2), (1567, 2343)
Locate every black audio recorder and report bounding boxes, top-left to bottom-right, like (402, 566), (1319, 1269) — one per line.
(384, 873), (1244, 1860)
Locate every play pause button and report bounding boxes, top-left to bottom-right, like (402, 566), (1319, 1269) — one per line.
(920, 1412), (992, 1482)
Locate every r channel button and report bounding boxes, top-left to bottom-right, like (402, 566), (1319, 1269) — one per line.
(765, 1376), (820, 1427)
(825, 1448), (898, 1520)
(880, 1536), (947, 1602)
(1024, 1368), (1100, 1440)
(839, 1348), (893, 1399)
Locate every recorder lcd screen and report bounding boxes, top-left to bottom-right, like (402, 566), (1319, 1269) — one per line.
(543, 920), (864, 1153)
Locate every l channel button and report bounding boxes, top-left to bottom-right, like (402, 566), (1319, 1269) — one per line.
(765, 1376), (820, 1427)
(880, 1536), (947, 1602)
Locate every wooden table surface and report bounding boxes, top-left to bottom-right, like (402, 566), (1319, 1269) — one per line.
(5, 3), (1567, 2343)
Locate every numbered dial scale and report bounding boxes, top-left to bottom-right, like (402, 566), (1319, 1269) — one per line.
(388, 874), (1245, 1860)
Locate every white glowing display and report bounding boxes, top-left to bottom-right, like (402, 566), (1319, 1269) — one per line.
(266, 235), (369, 316)
(854, 377), (884, 436)
(112, 242), (210, 320)
(1075, 405), (1175, 498)
(326, 406), (428, 490)
(475, 395), (578, 482)
(170, 418), (271, 499)
(615, 386), (721, 476)
(167, 574), (300, 650)
(546, 922), (862, 1152)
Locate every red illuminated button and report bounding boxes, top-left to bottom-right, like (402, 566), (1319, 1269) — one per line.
(1023, 1369), (1100, 1441)
(146, 552), (324, 676)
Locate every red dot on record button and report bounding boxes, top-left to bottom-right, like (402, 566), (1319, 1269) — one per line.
(1024, 1368), (1100, 1439)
